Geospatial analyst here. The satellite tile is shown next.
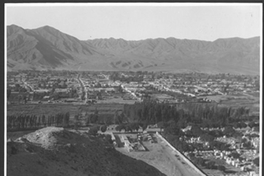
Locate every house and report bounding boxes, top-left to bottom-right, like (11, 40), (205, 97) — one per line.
(235, 163), (239, 167)
(249, 171), (259, 176)
(35, 89), (50, 93)
(43, 96), (50, 100)
(55, 88), (69, 93)
(226, 157), (232, 165)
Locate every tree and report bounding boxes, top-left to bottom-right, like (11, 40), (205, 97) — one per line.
(206, 161), (216, 169)
(223, 126), (236, 137)
(197, 158), (205, 166)
(91, 108), (99, 123)
(100, 125), (107, 133)
(253, 157), (259, 166)
(157, 121), (165, 132)
(140, 122), (148, 131)
(114, 111), (123, 124)
(208, 130), (223, 137)
(229, 152), (240, 159)
(129, 123), (140, 132)
(104, 115), (112, 126)
(242, 141), (252, 149)
(253, 126), (259, 132)
(63, 112), (70, 127)
(105, 134), (113, 144)
(190, 125), (204, 137)
(7, 89), (11, 99)
(217, 165), (226, 172)
(125, 125), (132, 132)
(74, 114), (79, 130)
(90, 114), (97, 124)
(188, 153), (195, 159)
(234, 122), (247, 129)
(248, 122), (256, 128)
(239, 122), (247, 128)
(164, 121), (182, 136)
(177, 117), (187, 129)
(200, 134), (215, 142)
(89, 126), (98, 136)
(116, 124), (125, 132)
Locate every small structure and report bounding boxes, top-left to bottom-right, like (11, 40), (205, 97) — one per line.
(43, 96), (50, 100)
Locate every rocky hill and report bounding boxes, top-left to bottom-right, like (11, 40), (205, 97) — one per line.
(7, 127), (165, 176)
(6, 25), (260, 74)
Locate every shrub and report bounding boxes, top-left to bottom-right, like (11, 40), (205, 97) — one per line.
(230, 152), (240, 159)
(190, 125), (204, 137)
(217, 165), (226, 171)
(197, 158), (205, 166)
(248, 122), (256, 128)
(116, 124), (125, 132)
(105, 134), (113, 144)
(89, 126), (98, 136)
(100, 125), (107, 132)
(206, 161), (216, 169)
(200, 133), (214, 142)
(253, 157), (259, 166)
(223, 126), (235, 137)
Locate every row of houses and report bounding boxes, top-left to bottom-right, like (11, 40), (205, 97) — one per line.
(186, 148), (258, 174)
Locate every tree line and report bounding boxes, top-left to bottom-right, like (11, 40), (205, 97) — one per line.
(123, 100), (251, 128)
(7, 112), (70, 130)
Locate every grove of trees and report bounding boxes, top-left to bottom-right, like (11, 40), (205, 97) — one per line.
(123, 100), (251, 129)
(7, 112), (70, 130)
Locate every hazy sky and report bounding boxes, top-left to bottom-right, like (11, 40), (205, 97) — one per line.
(5, 3), (262, 41)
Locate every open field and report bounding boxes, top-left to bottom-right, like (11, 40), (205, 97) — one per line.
(7, 130), (36, 140)
(97, 97), (137, 104)
(7, 103), (124, 117)
(200, 94), (259, 115)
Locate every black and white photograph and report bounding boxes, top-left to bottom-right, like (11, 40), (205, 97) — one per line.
(5, 3), (262, 176)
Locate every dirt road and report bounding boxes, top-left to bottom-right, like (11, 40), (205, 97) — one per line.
(115, 134), (203, 176)
(158, 137), (203, 176)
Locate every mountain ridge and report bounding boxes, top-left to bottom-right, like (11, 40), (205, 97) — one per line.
(6, 25), (260, 75)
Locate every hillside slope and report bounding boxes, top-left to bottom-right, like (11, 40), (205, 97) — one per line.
(86, 37), (260, 74)
(6, 25), (260, 74)
(7, 127), (165, 176)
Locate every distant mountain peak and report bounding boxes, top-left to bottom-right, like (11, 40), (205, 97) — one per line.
(6, 24), (260, 75)
(7, 24), (22, 28)
(34, 25), (62, 34)
(37, 25), (58, 30)
(7, 24), (26, 36)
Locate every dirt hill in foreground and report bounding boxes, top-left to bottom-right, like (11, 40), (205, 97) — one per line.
(7, 127), (165, 176)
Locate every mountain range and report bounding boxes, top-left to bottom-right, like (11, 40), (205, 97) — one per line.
(6, 24), (260, 75)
